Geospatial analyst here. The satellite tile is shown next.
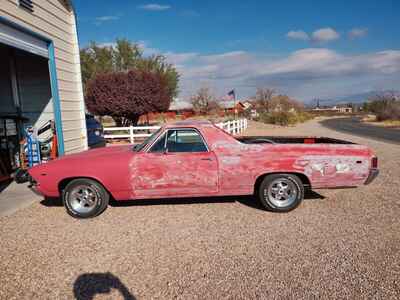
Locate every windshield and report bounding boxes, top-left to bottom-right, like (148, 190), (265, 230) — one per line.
(132, 128), (162, 152)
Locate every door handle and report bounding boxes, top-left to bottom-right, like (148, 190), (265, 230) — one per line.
(201, 158), (213, 161)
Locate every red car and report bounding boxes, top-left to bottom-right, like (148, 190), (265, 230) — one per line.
(28, 120), (379, 218)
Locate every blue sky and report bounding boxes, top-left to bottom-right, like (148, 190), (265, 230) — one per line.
(74, 0), (400, 101)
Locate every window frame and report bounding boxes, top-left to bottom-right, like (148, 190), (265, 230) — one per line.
(146, 127), (210, 153)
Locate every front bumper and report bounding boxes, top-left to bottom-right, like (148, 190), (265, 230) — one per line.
(28, 183), (44, 197)
(26, 175), (43, 196)
(364, 169), (379, 185)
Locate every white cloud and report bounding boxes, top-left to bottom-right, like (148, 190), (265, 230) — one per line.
(96, 40), (159, 56)
(138, 4), (171, 11)
(137, 40), (160, 56)
(95, 16), (120, 22)
(348, 28), (368, 39)
(91, 40), (400, 101)
(164, 52), (198, 64)
(172, 48), (400, 100)
(94, 15), (120, 25)
(311, 27), (340, 43)
(200, 51), (249, 63)
(286, 30), (309, 41)
(98, 42), (117, 48)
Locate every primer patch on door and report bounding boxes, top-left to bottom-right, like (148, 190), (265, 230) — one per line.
(335, 163), (351, 173)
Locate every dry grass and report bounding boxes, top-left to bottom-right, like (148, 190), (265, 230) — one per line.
(361, 114), (400, 128)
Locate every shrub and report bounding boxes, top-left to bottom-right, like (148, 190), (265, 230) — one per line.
(376, 103), (400, 121)
(85, 69), (171, 126)
(258, 111), (313, 126)
(364, 93), (400, 121)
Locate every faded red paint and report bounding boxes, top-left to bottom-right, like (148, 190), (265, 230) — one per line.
(29, 120), (378, 200)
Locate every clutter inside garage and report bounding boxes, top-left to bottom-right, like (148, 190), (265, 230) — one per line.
(0, 43), (58, 183)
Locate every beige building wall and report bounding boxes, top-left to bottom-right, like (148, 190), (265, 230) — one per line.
(0, 0), (87, 153)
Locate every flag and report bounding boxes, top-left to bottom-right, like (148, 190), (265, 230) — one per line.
(227, 89), (235, 100)
(222, 89), (235, 101)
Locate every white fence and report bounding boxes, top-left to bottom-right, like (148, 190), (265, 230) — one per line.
(103, 118), (248, 144)
(215, 119), (248, 136)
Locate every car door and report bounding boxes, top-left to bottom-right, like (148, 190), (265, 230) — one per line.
(133, 128), (219, 198)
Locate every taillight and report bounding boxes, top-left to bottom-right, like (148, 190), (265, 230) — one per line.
(371, 157), (378, 169)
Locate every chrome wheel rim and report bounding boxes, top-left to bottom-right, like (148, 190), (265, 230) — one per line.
(265, 178), (298, 208)
(68, 185), (98, 214)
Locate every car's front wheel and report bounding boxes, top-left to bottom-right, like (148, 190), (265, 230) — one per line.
(258, 174), (304, 212)
(62, 178), (109, 218)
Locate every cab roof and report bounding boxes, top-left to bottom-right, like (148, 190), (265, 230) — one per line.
(165, 120), (213, 128)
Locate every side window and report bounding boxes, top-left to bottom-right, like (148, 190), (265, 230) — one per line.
(167, 129), (208, 153)
(149, 133), (166, 152)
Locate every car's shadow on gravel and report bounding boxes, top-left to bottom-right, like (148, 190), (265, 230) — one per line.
(73, 272), (136, 300)
(40, 191), (325, 211)
(109, 190), (325, 211)
(40, 196), (63, 206)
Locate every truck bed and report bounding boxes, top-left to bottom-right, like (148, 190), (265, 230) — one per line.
(236, 136), (355, 145)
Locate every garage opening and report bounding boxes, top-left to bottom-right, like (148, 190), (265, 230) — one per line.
(0, 41), (58, 183)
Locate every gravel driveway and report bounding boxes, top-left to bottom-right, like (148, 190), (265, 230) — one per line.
(1, 118), (399, 299)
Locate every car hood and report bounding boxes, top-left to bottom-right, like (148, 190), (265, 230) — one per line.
(28, 144), (135, 182)
(55, 145), (133, 161)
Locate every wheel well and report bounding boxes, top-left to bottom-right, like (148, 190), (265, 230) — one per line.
(254, 172), (311, 193)
(58, 177), (109, 195)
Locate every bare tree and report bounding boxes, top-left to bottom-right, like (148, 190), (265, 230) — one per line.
(255, 88), (275, 112)
(269, 95), (304, 112)
(365, 92), (400, 121)
(191, 87), (220, 115)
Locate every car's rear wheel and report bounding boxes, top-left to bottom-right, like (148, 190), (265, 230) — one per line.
(62, 178), (109, 218)
(258, 174), (304, 212)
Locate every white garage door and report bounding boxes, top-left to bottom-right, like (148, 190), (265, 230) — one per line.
(0, 22), (48, 58)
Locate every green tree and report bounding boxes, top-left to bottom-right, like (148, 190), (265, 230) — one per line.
(137, 54), (180, 99)
(114, 38), (142, 72)
(80, 41), (114, 87)
(80, 39), (142, 87)
(80, 38), (179, 100)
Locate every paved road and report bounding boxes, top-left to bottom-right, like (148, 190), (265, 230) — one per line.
(320, 116), (400, 144)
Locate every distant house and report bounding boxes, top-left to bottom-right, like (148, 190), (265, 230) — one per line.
(140, 99), (194, 123)
(312, 105), (353, 113)
(242, 100), (259, 118)
(168, 100), (195, 118)
(218, 100), (246, 115)
(338, 106), (353, 113)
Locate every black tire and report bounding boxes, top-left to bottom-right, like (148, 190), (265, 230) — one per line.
(14, 168), (30, 184)
(62, 178), (109, 218)
(258, 174), (304, 212)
